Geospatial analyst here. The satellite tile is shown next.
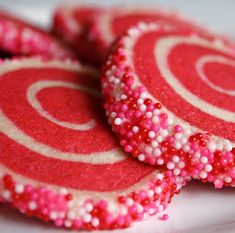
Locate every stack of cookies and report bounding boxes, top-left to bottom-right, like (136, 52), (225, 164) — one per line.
(0, 4), (234, 231)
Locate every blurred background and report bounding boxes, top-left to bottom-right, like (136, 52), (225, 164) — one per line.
(0, 0), (234, 38)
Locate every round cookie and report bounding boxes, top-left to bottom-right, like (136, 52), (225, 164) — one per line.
(0, 11), (75, 59)
(0, 58), (184, 230)
(53, 6), (102, 45)
(102, 23), (235, 189)
(53, 6), (103, 66)
(78, 7), (215, 66)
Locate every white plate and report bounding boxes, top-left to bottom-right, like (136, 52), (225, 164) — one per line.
(0, 1), (235, 233)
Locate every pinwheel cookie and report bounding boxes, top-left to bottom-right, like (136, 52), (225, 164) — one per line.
(0, 58), (184, 230)
(102, 23), (235, 188)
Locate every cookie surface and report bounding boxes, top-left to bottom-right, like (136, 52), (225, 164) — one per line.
(74, 7), (214, 66)
(0, 11), (75, 59)
(102, 23), (235, 188)
(53, 6), (103, 66)
(53, 6), (102, 44)
(0, 58), (183, 230)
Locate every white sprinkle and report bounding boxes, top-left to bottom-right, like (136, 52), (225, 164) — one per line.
(200, 171), (208, 179)
(15, 184), (24, 194)
(148, 131), (156, 138)
(147, 190), (154, 198)
(28, 202), (37, 210)
(155, 173), (164, 180)
(167, 162), (175, 170)
(132, 126), (139, 133)
(85, 203), (93, 212)
(200, 156), (208, 164)
(155, 187), (162, 194)
(157, 158), (164, 165)
(114, 118), (122, 125)
(160, 129), (168, 137)
(137, 98), (144, 105)
(172, 155), (180, 163)
(194, 152), (201, 160)
(50, 211), (58, 220)
(126, 198), (134, 206)
(83, 214), (92, 223)
(224, 141), (232, 151)
(183, 145), (190, 152)
(146, 111), (153, 118)
(175, 133), (182, 140)
(2, 191), (11, 200)
(64, 220), (72, 228)
(152, 116), (159, 124)
(114, 79), (120, 85)
(140, 93), (146, 99)
(208, 142), (216, 152)
(205, 164), (213, 172)
(153, 148), (162, 157)
(151, 140), (159, 148)
(138, 154), (146, 161)
(174, 141), (182, 149)
(181, 137), (188, 145)
(153, 109), (160, 115)
(178, 161), (185, 169)
(148, 208), (155, 215)
(91, 218), (100, 227)
(145, 146), (153, 154)
(121, 94), (127, 100)
(140, 104), (147, 112)
(173, 168), (181, 176)
(157, 135), (164, 143)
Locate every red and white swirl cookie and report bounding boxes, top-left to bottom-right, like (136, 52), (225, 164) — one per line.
(53, 6), (102, 45)
(0, 58), (184, 230)
(53, 6), (214, 67)
(52, 6), (103, 66)
(102, 23), (235, 189)
(0, 11), (75, 59)
(82, 7), (221, 66)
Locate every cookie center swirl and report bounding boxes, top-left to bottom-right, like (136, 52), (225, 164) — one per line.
(0, 65), (156, 190)
(0, 68), (124, 163)
(196, 56), (235, 96)
(155, 36), (235, 123)
(27, 80), (98, 131)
